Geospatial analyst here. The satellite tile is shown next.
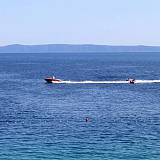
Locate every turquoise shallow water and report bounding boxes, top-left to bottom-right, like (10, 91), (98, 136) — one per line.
(0, 52), (160, 160)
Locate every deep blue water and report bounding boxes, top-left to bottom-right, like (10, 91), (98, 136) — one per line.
(0, 52), (160, 160)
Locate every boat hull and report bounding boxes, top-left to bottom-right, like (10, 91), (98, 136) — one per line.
(45, 78), (62, 83)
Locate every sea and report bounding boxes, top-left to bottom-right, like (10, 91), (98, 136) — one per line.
(0, 52), (160, 160)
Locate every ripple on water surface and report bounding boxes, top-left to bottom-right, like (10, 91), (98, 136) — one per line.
(0, 52), (160, 159)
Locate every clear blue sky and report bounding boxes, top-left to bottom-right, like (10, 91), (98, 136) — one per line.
(0, 0), (160, 46)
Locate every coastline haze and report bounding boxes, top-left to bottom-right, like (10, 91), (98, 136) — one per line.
(1, 44), (160, 53)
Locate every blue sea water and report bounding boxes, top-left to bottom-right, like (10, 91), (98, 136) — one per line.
(0, 52), (160, 160)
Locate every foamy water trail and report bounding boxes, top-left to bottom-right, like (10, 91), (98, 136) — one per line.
(135, 80), (160, 83)
(56, 80), (160, 84)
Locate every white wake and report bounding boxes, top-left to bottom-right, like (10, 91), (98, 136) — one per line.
(56, 80), (160, 84)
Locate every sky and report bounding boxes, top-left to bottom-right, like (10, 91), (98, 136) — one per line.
(0, 0), (160, 46)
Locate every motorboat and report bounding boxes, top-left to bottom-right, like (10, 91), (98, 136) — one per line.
(129, 79), (135, 84)
(44, 76), (62, 83)
(126, 78), (135, 84)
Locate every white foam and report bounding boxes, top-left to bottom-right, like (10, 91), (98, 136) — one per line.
(54, 80), (160, 84)
(134, 80), (160, 83)
(61, 80), (127, 84)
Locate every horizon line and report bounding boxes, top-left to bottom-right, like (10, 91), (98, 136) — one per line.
(1, 43), (160, 47)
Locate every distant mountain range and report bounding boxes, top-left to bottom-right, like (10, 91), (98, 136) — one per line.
(0, 44), (160, 53)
